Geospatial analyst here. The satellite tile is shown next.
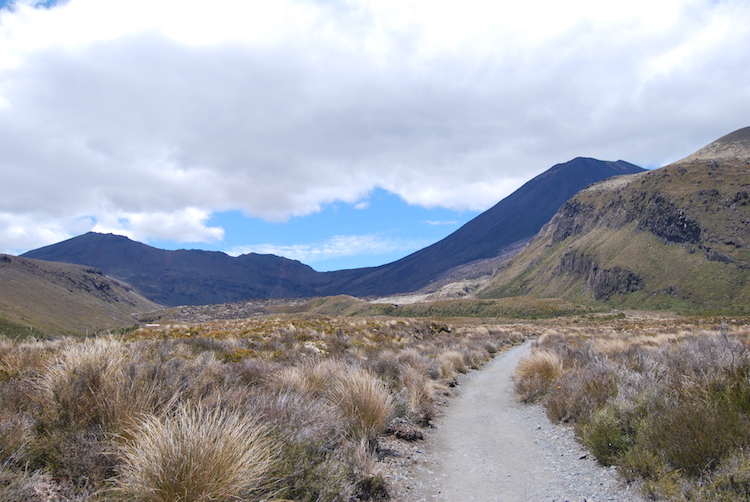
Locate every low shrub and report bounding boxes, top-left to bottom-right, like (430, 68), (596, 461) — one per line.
(581, 404), (636, 466)
(545, 359), (617, 423)
(516, 324), (750, 500)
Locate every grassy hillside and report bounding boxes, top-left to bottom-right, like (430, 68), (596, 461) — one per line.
(268, 294), (592, 319)
(479, 152), (750, 312)
(0, 254), (160, 336)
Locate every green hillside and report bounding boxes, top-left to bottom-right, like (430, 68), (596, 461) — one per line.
(0, 255), (160, 337)
(479, 127), (750, 312)
(268, 294), (589, 319)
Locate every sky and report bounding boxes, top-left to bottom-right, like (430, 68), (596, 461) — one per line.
(0, 0), (749, 271)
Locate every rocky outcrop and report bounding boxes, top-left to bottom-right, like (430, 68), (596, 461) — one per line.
(553, 249), (642, 301)
(585, 265), (642, 301)
(633, 193), (702, 245)
(480, 126), (750, 310)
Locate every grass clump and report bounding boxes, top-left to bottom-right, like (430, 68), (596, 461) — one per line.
(514, 349), (563, 402)
(326, 368), (394, 442)
(115, 402), (277, 502)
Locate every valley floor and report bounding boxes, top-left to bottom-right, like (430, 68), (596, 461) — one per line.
(382, 342), (645, 502)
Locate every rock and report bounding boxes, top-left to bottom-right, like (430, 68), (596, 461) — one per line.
(395, 425), (424, 442)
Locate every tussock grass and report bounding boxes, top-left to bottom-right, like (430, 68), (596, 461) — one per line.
(397, 366), (434, 423)
(116, 403), (278, 502)
(268, 359), (348, 398)
(438, 350), (468, 379)
(0, 315), (525, 500)
(326, 368), (394, 441)
(514, 349), (563, 402)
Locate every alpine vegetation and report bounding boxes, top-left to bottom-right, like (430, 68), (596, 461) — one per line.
(0, 316), (523, 501)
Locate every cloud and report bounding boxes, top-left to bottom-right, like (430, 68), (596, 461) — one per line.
(0, 212), (81, 255)
(228, 234), (427, 264)
(424, 220), (460, 226)
(91, 208), (224, 244)
(1, 0), (749, 252)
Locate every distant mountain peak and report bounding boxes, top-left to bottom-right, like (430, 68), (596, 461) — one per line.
(679, 126), (750, 163)
(23, 157), (644, 304)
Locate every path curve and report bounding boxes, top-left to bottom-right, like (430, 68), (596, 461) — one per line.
(392, 341), (644, 502)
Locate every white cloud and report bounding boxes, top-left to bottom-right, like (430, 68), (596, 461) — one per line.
(228, 234), (426, 264)
(0, 0), (749, 253)
(0, 212), (79, 255)
(91, 208), (224, 244)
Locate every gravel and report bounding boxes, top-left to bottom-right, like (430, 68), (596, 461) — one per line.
(378, 342), (646, 502)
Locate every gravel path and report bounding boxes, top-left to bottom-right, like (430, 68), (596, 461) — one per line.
(382, 342), (645, 502)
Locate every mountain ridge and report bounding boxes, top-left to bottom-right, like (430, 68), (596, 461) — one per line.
(321, 157), (644, 297)
(478, 126), (750, 311)
(22, 158), (645, 305)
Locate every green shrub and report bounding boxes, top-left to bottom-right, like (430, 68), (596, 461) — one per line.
(520, 327), (750, 500)
(581, 404), (632, 466)
(632, 385), (750, 477)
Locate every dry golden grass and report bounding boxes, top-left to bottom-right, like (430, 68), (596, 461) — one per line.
(438, 350), (468, 379)
(325, 368), (394, 441)
(514, 349), (563, 402)
(116, 402), (278, 502)
(0, 315), (526, 501)
(39, 338), (191, 435)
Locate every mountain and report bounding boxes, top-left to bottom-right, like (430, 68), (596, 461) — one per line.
(323, 158), (645, 297)
(21, 232), (323, 306)
(22, 158), (644, 305)
(478, 126), (750, 312)
(0, 254), (159, 336)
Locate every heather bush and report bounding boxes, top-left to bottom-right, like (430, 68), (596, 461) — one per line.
(581, 402), (642, 467)
(544, 359), (617, 423)
(247, 389), (351, 501)
(693, 451), (750, 500)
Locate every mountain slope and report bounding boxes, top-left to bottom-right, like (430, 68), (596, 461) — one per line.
(478, 126), (750, 311)
(0, 254), (160, 336)
(21, 232), (322, 306)
(22, 158), (644, 305)
(322, 158), (645, 297)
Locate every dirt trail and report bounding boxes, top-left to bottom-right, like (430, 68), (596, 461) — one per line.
(392, 342), (644, 502)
